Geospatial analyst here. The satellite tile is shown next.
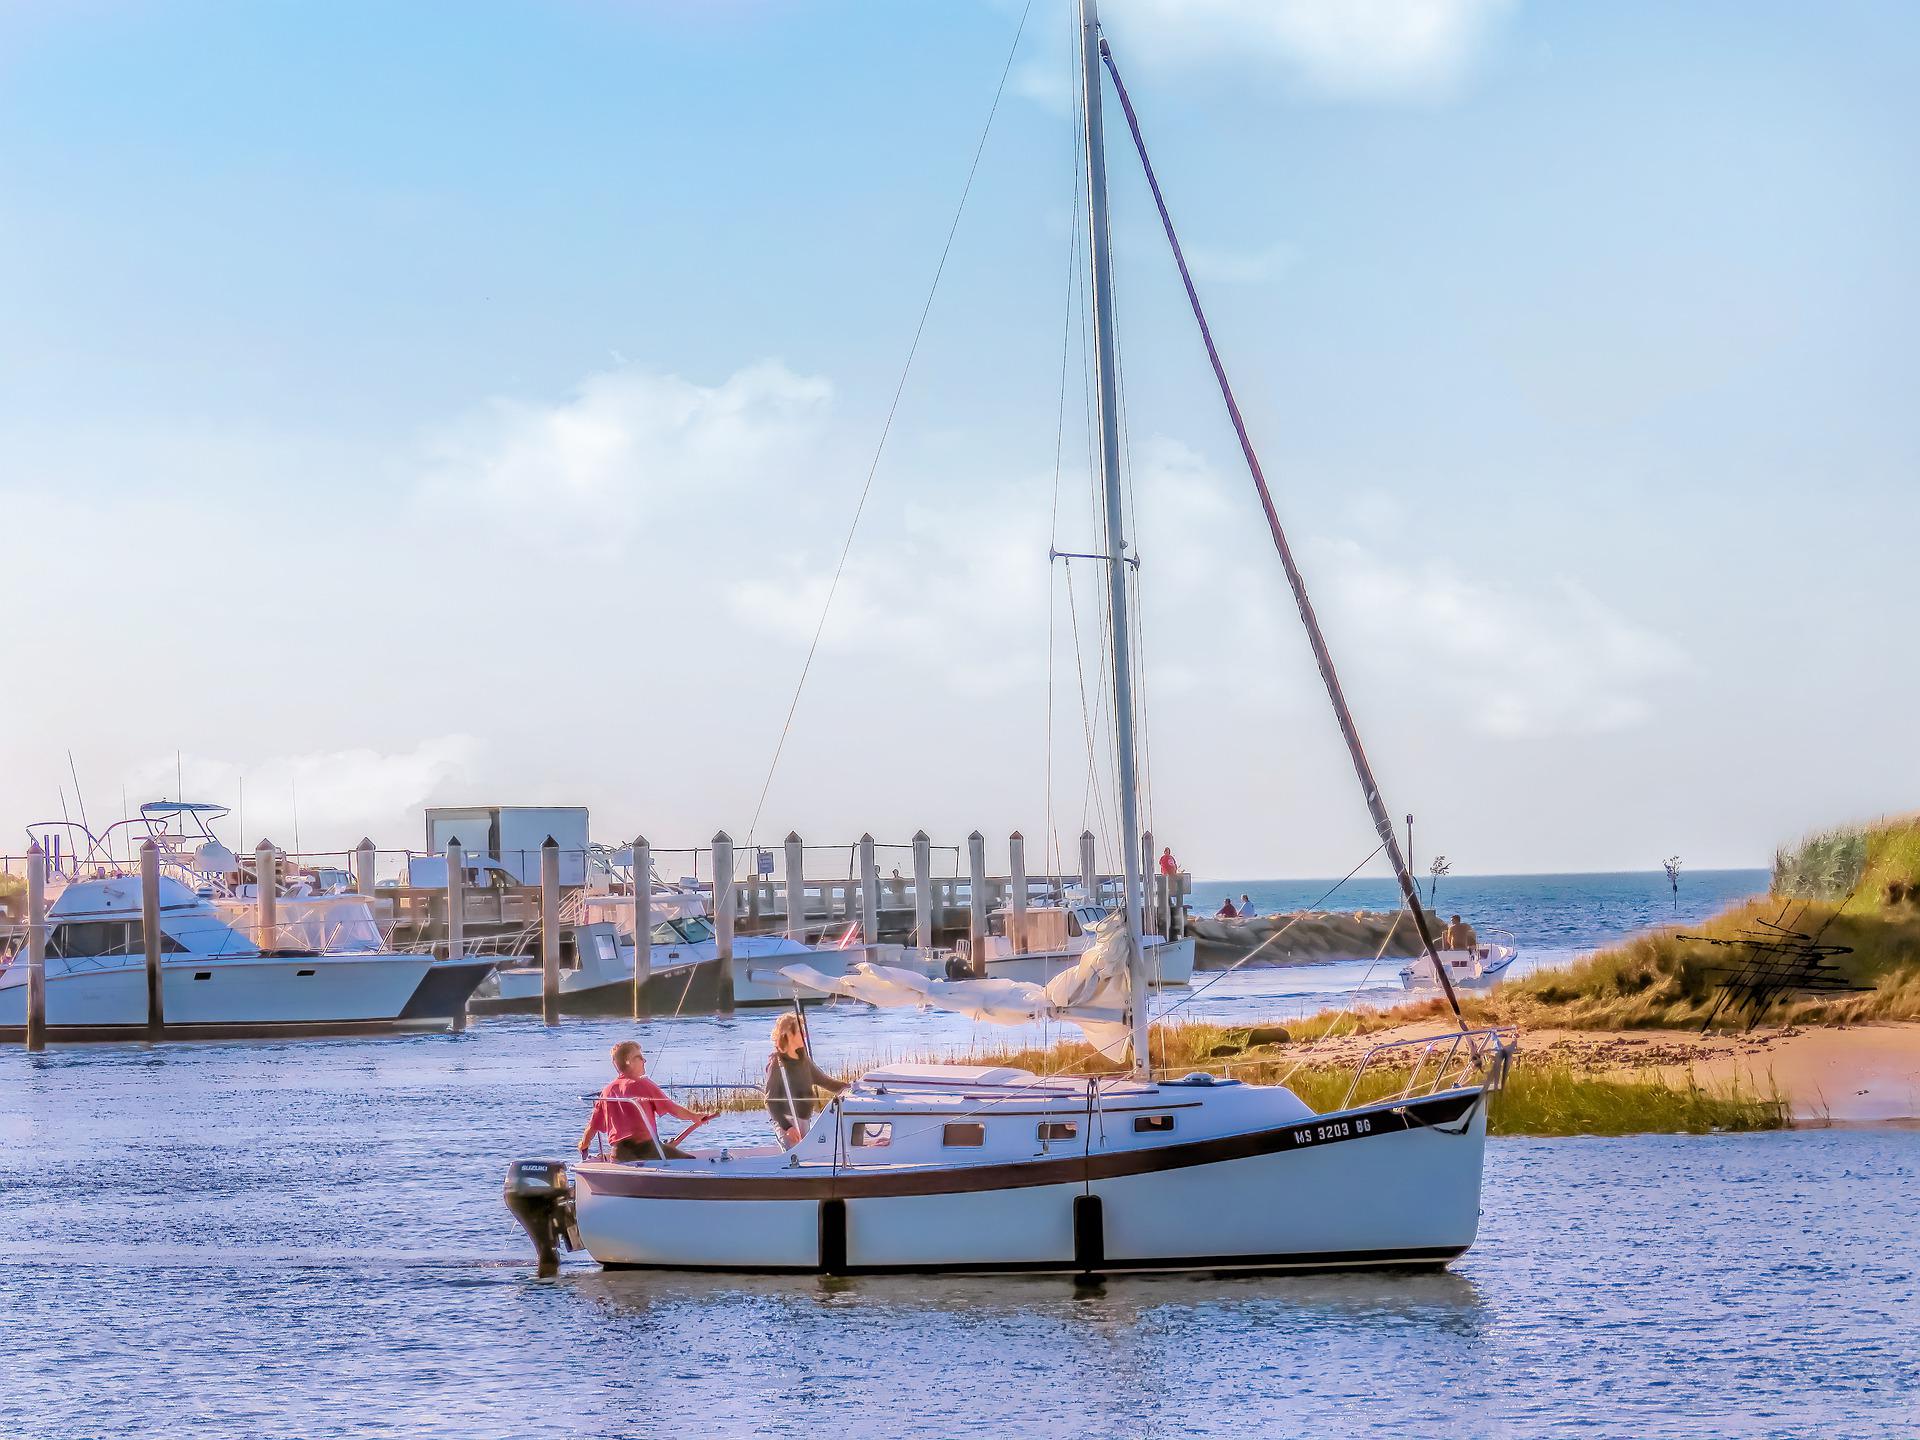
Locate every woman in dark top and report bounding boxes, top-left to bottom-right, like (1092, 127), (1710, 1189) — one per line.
(765, 1012), (847, 1147)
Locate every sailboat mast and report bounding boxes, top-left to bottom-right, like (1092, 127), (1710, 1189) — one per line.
(1078, 0), (1150, 1078)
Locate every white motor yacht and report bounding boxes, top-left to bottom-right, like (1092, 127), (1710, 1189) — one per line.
(979, 900), (1194, 987)
(0, 874), (492, 1041)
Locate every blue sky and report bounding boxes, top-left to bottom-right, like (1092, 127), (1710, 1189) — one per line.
(1, 0), (1915, 877)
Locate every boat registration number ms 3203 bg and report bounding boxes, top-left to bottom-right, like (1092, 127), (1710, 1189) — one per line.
(1293, 1116), (1372, 1146)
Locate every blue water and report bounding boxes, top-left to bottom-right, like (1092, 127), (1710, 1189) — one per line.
(0, 1032), (1914, 1438)
(5, 866), (1914, 1438)
(1192, 868), (1769, 955)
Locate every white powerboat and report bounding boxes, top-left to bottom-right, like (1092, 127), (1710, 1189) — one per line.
(504, 0), (1511, 1277)
(979, 901), (1194, 987)
(0, 874), (492, 1041)
(1400, 932), (1520, 992)
(470, 890), (875, 1016)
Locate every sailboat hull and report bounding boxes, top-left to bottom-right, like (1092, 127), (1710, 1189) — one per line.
(571, 1087), (1486, 1275)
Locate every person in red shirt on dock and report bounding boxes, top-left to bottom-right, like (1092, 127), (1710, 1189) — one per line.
(578, 1040), (715, 1162)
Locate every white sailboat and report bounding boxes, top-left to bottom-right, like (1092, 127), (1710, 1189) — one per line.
(506, 0), (1512, 1276)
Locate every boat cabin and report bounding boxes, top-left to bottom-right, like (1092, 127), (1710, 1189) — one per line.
(986, 904), (1107, 957)
(42, 876), (261, 960)
(773, 1062), (1314, 1167)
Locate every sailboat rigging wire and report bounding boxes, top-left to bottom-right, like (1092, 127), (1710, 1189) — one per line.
(743, 0), (1035, 847)
(1096, 36), (1461, 1019)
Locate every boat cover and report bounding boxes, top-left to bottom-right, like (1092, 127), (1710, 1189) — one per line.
(781, 911), (1135, 1058)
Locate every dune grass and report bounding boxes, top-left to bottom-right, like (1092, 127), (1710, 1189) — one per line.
(1340, 815), (1920, 1033)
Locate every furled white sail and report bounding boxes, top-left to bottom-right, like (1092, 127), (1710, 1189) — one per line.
(780, 912), (1136, 1058)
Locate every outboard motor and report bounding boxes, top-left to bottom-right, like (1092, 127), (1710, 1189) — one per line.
(504, 1160), (579, 1275)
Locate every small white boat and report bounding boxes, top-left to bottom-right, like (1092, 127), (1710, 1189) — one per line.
(470, 890), (874, 1016)
(1400, 932), (1520, 992)
(0, 874), (491, 1041)
(978, 901), (1193, 987)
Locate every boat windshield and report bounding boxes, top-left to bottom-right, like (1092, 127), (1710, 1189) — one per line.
(647, 917), (715, 945)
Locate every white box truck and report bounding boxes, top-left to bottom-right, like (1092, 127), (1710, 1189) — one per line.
(424, 806), (591, 887)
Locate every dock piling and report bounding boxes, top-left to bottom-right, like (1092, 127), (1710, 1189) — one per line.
(445, 838), (465, 961)
(858, 834), (879, 949)
(539, 837), (560, 1026)
(1008, 831), (1027, 931)
(713, 832), (736, 1013)
(784, 831), (805, 941)
(355, 837), (376, 897)
(1079, 831), (1097, 902)
(631, 837), (652, 1018)
(912, 831), (932, 956)
(1139, 830), (1154, 935)
(967, 831), (987, 971)
(25, 842), (46, 1051)
(255, 840), (278, 949)
(140, 839), (164, 1040)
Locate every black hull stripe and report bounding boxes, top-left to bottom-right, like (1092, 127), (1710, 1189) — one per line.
(469, 958), (729, 1017)
(398, 960), (495, 1021)
(578, 1088), (1482, 1201)
(595, 1244), (1468, 1277)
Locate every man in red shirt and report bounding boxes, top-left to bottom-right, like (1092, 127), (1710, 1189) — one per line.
(578, 1040), (714, 1162)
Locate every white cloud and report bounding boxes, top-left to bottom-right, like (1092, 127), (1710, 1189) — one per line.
(415, 360), (833, 550)
(1313, 538), (1689, 737)
(1184, 241), (1298, 285)
(728, 479), (1055, 698)
(125, 736), (485, 852)
(1108, 0), (1516, 99)
(1011, 58), (1074, 114)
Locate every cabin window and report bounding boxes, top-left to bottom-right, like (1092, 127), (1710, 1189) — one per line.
(850, 1122), (892, 1148)
(594, 934), (617, 961)
(649, 922), (680, 946)
(45, 921), (174, 958)
(942, 1123), (985, 1147)
(1134, 1115), (1175, 1133)
(1039, 1121), (1078, 1142)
